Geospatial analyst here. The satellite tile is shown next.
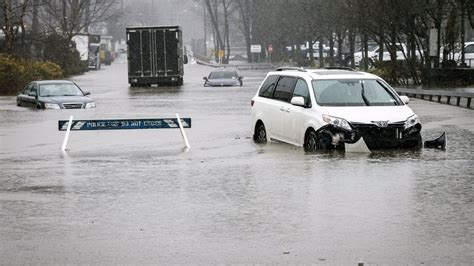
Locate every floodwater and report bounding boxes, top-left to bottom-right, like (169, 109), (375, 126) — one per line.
(1, 56), (473, 264)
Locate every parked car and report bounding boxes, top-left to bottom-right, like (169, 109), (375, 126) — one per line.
(286, 42), (338, 60)
(351, 43), (380, 67)
(251, 67), (422, 151)
(350, 43), (421, 67)
(203, 69), (243, 87)
(306, 41), (338, 60)
(454, 42), (474, 68)
(16, 80), (96, 109)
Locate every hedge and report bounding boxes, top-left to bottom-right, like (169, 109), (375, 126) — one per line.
(0, 54), (63, 95)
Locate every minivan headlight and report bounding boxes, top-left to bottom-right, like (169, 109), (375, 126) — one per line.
(404, 114), (420, 129)
(322, 114), (352, 131)
(85, 102), (96, 109)
(44, 103), (60, 109)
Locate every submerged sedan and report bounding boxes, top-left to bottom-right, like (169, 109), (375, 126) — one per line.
(203, 69), (243, 87)
(16, 80), (96, 109)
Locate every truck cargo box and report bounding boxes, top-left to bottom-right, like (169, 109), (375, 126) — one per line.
(126, 26), (185, 86)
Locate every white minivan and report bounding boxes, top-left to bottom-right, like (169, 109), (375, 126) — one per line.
(251, 67), (422, 151)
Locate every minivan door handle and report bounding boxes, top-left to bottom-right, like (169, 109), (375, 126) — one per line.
(280, 107), (286, 112)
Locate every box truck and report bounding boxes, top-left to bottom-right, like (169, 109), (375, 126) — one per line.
(126, 26), (187, 86)
(88, 34), (101, 70)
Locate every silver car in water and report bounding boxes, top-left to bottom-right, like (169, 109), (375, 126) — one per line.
(203, 69), (243, 87)
(16, 80), (96, 109)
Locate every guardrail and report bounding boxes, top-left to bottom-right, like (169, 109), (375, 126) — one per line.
(395, 88), (473, 109)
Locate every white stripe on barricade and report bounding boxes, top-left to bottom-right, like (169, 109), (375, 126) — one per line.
(176, 113), (190, 149)
(61, 116), (73, 151)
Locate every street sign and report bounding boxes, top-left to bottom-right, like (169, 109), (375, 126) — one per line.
(59, 118), (191, 131)
(251, 44), (261, 53)
(89, 34), (101, 44)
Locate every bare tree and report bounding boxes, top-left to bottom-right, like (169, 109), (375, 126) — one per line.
(204, 0), (236, 64)
(235, 0), (253, 62)
(1, 0), (30, 53)
(204, 0), (224, 62)
(39, 0), (118, 40)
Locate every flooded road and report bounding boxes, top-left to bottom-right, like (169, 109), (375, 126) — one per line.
(1, 57), (473, 264)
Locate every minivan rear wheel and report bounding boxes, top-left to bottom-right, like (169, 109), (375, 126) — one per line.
(253, 123), (267, 143)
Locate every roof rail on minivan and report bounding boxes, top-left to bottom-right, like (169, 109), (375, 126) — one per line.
(322, 66), (354, 71)
(275, 67), (307, 72)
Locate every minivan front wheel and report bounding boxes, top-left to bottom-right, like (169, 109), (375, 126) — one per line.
(304, 130), (318, 152)
(253, 122), (267, 143)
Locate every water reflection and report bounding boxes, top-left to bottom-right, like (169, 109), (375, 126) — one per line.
(128, 85), (183, 96)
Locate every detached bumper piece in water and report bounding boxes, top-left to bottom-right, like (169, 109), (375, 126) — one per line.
(424, 132), (447, 150)
(345, 137), (371, 153)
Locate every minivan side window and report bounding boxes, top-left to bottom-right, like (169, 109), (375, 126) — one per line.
(273, 76), (297, 103)
(258, 75), (279, 98)
(293, 79), (311, 107)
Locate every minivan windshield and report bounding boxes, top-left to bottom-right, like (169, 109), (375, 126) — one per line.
(312, 79), (401, 106)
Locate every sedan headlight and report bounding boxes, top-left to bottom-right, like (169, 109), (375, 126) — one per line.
(322, 114), (352, 131)
(43, 103), (61, 109)
(85, 102), (96, 109)
(404, 114), (420, 129)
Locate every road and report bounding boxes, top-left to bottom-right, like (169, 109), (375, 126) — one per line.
(1, 56), (473, 264)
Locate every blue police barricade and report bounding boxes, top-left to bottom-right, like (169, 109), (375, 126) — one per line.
(59, 114), (191, 151)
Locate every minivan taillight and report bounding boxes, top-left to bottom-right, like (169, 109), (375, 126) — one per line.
(251, 100), (255, 107)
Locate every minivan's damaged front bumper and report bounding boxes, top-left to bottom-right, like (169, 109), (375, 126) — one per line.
(315, 122), (422, 150)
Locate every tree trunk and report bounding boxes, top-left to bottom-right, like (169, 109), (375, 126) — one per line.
(363, 33), (369, 70)
(337, 32), (343, 67)
(308, 39), (314, 67)
(84, 0), (90, 32)
(378, 37), (384, 62)
(2, 0), (15, 53)
(328, 34), (335, 67)
(318, 39), (324, 68)
(205, 0), (225, 63)
(237, 0), (253, 63)
(349, 29), (355, 68)
(223, 0), (230, 64)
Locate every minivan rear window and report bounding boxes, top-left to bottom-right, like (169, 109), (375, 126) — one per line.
(258, 75), (279, 98)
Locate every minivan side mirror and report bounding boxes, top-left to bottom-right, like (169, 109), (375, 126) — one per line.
(290, 96), (306, 107)
(203, 77), (208, 81)
(400, 95), (410, 104)
(239, 76), (244, 80)
(84, 91), (91, 96)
